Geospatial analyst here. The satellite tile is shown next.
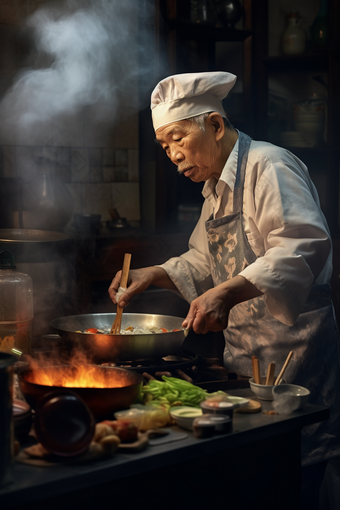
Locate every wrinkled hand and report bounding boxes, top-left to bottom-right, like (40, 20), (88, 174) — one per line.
(108, 268), (154, 308)
(182, 286), (231, 335)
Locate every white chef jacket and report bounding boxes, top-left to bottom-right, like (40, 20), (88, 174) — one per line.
(160, 137), (332, 326)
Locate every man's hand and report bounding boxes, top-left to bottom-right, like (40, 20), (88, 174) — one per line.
(108, 266), (177, 308)
(182, 275), (263, 334)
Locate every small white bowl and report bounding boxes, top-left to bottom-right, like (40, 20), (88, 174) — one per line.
(170, 407), (202, 430)
(272, 384), (310, 410)
(249, 377), (285, 401)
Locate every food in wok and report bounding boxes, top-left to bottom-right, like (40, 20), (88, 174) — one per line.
(80, 325), (182, 335)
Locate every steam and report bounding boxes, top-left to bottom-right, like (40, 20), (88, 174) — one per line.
(0, 0), (156, 137)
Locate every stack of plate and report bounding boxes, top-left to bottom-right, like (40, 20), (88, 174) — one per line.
(280, 131), (313, 148)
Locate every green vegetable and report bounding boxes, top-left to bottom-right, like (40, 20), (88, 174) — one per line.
(141, 376), (226, 408)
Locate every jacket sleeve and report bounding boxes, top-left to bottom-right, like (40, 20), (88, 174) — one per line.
(159, 199), (214, 303)
(239, 148), (332, 326)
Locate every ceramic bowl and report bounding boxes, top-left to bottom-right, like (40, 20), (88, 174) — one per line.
(34, 390), (95, 457)
(170, 407), (202, 430)
(249, 377), (285, 401)
(272, 384), (310, 410)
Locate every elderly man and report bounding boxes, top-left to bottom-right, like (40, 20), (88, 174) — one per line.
(109, 72), (340, 509)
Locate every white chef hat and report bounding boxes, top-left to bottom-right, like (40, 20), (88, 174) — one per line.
(151, 71), (237, 131)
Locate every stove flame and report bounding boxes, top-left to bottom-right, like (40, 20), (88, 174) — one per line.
(27, 364), (131, 389)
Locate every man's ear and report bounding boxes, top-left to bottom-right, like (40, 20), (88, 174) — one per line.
(208, 112), (225, 141)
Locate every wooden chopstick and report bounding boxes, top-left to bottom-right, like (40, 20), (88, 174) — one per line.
(110, 253), (131, 334)
(252, 356), (261, 384)
(274, 351), (293, 385)
(265, 362), (275, 385)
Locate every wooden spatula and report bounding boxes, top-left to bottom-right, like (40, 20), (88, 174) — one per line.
(110, 253), (131, 334)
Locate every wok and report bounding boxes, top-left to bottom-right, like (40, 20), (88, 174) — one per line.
(18, 365), (143, 420)
(50, 313), (187, 362)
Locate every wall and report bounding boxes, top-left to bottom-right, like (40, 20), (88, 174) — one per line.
(0, 0), (141, 229)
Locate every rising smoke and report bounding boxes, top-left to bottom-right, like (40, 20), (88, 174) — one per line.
(0, 0), (156, 139)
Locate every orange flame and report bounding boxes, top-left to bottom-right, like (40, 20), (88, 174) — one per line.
(27, 365), (131, 388)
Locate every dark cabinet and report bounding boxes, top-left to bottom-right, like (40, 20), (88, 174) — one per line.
(252, 0), (340, 236)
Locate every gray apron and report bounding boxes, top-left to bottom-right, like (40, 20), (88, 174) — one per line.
(205, 131), (340, 466)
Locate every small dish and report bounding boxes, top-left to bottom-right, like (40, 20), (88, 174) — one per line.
(170, 407), (202, 430)
(200, 395), (249, 417)
(249, 377), (285, 401)
(272, 384), (310, 410)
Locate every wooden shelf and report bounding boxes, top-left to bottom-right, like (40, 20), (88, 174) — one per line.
(263, 53), (329, 72)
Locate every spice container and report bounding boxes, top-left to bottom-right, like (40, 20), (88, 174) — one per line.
(193, 415), (216, 438)
(200, 394), (248, 417)
(0, 251), (33, 355)
(193, 414), (232, 438)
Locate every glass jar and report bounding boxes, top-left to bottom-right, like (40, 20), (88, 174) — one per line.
(282, 12), (306, 55)
(310, 0), (328, 50)
(190, 0), (215, 25)
(0, 251), (33, 355)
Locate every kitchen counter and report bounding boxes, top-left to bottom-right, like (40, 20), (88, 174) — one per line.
(0, 389), (329, 510)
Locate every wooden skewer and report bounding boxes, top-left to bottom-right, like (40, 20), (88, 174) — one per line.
(274, 351), (294, 386)
(265, 362), (276, 386)
(110, 253), (132, 334)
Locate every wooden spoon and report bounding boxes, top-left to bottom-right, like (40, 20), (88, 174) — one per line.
(110, 253), (131, 334)
(274, 351), (293, 385)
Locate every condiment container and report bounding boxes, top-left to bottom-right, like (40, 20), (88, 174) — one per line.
(193, 414), (232, 438)
(0, 352), (16, 487)
(0, 251), (33, 355)
(193, 415), (216, 438)
(200, 395), (247, 417)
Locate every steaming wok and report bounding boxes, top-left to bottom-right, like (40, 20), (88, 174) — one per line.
(50, 313), (187, 362)
(18, 365), (143, 420)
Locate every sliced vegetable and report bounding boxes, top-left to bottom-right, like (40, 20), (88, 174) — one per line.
(141, 376), (226, 409)
(85, 328), (98, 334)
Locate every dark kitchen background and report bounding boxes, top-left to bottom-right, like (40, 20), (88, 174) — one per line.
(0, 0), (339, 350)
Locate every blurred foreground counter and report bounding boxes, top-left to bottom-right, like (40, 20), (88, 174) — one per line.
(0, 389), (329, 510)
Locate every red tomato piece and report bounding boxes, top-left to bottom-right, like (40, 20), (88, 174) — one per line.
(160, 328), (168, 333)
(85, 328), (98, 334)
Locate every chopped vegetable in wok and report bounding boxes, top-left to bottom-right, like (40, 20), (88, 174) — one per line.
(142, 376), (226, 408)
(80, 326), (183, 335)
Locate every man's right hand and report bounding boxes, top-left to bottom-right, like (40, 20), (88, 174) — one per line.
(108, 266), (177, 308)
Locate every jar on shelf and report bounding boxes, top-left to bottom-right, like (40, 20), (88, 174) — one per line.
(310, 0), (328, 50)
(190, 0), (215, 25)
(282, 12), (306, 56)
(0, 251), (33, 355)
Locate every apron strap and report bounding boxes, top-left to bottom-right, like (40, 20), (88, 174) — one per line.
(233, 132), (252, 214)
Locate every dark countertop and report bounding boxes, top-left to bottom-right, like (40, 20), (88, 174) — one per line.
(0, 389), (329, 510)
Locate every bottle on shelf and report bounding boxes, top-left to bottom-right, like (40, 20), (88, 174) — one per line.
(282, 12), (306, 56)
(310, 0), (328, 50)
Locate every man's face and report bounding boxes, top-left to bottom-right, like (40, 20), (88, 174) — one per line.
(155, 118), (222, 182)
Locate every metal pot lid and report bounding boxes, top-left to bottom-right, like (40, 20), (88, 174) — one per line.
(0, 229), (68, 243)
